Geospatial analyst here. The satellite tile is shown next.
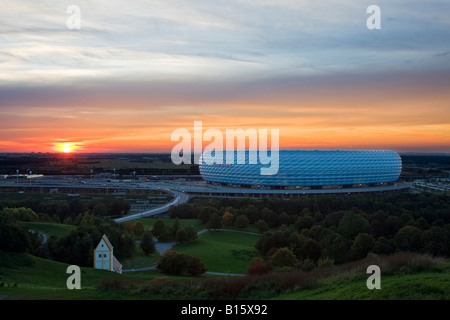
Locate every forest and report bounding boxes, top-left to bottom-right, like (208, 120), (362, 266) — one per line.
(1, 191), (449, 273)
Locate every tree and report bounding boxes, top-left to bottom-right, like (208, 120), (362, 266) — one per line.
(302, 238), (322, 262)
(295, 216), (314, 232)
(338, 211), (369, 239)
(185, 255), (207, 276)
(118, 233), (135, 259)
(247, 257), (272, 275)
(255, 220), (269, 233)
(176, 226), (198, 243)
(171, 218), (181, 238)
(373, 236), (395, 255)
(3, 207), (38, 222)
(157, 250), (186, 275)
(197, 206), (218, 224)
(222, 211), (234, 227)
(261, 207), (279, 227)
(242, 205), (259, 223)
(206, 213), (222, 230)
(280, 213), (293, 226)
(109, 199), (131, 217)
(134, 222), (145, 239)
(184, 226), (198, 242)
(92, 202), (108, 216)
(140, 230), (156, 255)
(157, 250), (206, 276)
(350, 233), (375, 260)
(152, 219), (168, 240)
(421, 227), (449, 256)
(270, 247), (298, 268)
(321, 232), (349, 264)
(395, 226), (422, 252)
(69, 198), (88, 216)
(235, 215), (249, 230)
(0, 223), (31, 253)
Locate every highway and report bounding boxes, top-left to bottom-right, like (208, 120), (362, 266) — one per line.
(114, 190), (189, 222)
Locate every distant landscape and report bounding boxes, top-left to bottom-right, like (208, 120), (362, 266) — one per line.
(1, 153), (449, 178)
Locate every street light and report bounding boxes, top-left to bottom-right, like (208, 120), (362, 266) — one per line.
(16, 169), (19, 184)
(132, 171), (136, 182)
(113, 168), (116, 180)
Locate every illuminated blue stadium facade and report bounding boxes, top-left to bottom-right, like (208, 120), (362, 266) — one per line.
(199, 150), (402, 188)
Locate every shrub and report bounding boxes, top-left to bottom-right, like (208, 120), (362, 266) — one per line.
(157, 250), (206, 276)
(176, 226), (197, 243)
(140, 230), (156, 255)
(247, 257), (273, 275)
(186, 255), (207, 276)
(157, 250), (186, 275)
(152, 219), (170, 241)
(235, 215), (249, 230)
(317, 257), (335, 268)
(206, 213), (222, 230)
(222, 211), (234, 227)
(255, 220), (269, 233)
(270, 247), (298, 268)
(296, 258), (316, 272)
(350, 233), (375, 260)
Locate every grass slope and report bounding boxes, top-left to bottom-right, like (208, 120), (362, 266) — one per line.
(276, 271), (450, 300)
(173, 231), (261, 274)
(1, 250), (449, 300)
(0, 251), (181, 300)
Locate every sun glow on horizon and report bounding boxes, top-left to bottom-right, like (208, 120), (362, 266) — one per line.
(55, 143), (78, 153)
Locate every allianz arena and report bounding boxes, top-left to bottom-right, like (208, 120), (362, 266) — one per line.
(199, 150), (402, 190)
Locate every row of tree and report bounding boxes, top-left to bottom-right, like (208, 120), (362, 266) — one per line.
(170, 193), (450, 229)
(0, 197), (131, 222)
(151, 218), (198, 243)
(0, 206), (137, 267)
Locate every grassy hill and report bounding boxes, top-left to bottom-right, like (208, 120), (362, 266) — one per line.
(0, 250), (183, 300)
(0, 250), (449, 300)
(276, 271), (450, 300)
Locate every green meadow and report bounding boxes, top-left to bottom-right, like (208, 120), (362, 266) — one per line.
(174, 231), (261, 274)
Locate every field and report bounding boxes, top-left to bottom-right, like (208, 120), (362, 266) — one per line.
(174, 231), (262, 274)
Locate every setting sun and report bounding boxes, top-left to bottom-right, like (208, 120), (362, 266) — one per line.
(57, 143), (76, 153)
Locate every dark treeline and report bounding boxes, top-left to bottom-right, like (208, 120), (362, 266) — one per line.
(0, 197), (130, 223)
(170, 192), (450, 268)
(0, 198), (136, 266)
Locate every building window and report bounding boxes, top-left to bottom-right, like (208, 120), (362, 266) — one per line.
(98, 254), (102, 258)
(104, 254), (107, 258)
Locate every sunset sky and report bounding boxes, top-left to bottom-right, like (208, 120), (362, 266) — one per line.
(1, 0), (449, 153)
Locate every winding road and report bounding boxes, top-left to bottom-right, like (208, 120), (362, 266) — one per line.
(114, 190), (189, 223)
